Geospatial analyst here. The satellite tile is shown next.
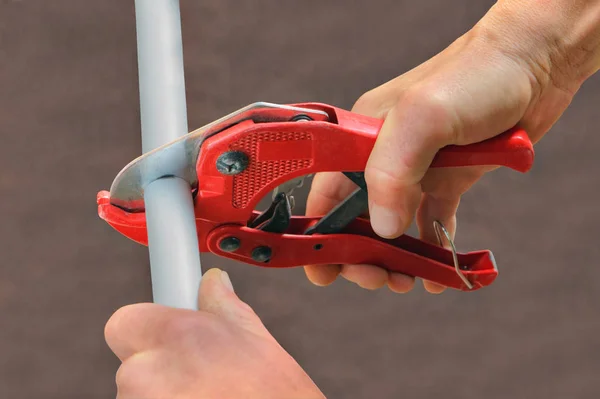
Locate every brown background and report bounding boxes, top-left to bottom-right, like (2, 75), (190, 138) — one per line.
(1, 1), (599, 398)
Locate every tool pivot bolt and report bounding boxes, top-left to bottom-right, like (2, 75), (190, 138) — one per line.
(216, 151), (249, 175)
(251, 246), (272, 263)
(219, 237), (240, 252)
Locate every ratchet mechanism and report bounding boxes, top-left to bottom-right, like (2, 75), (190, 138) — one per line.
(97, 102), (534, 291)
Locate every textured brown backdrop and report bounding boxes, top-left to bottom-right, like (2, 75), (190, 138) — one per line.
(1, 1), (599, 398)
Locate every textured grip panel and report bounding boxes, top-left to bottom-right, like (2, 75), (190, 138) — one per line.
(230, 131), (313, 208)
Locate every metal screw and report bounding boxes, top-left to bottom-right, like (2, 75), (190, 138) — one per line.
(219, 237), (240, 252)
(251, 246), (272, 263)
(216, 151), (249, 175)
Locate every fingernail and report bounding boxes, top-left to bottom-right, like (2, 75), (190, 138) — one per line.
(221, 271), (234, 293)
(369, 202), (402, 238)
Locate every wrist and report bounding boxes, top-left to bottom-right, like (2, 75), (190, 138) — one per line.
(474, 0), (600, 94)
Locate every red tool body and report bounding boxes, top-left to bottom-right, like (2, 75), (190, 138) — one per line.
(97, 102), (534, 291)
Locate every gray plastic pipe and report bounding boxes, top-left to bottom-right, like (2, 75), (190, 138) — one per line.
(134, 0), (202, 310)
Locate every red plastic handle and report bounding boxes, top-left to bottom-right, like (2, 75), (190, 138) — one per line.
(193, 103), (534, 226)
(205, 214), (497, 291)
(96, 196), (497, 291)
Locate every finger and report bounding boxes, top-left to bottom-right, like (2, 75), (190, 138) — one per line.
(416, 192), (461, 295)
(304, 172), (357, 286)
(105, 303), (191, 362)
(116, 350), (184, 399)
(305, 172), (357, 216)
(387, 272), (416, 294)
(303, 264), (341, 286)
(419, 165), (487, 294)
(422, 280), (447, 294)
(340, 264), (388, 290)
(416, 193), (459, 244)
(198, 268), (253, 319)
(116, 352), (159, 397)
(198, 268), (270, 336)
(338, 85), (417, 293)
(303, 93), (396, 286)
(364, 92), (459, 240)
(197, 268), (236, 313)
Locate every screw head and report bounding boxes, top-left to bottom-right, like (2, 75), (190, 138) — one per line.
(219, 237), (240, 252)
(251, 246), (272, 263)
(216, 151), (249, 175)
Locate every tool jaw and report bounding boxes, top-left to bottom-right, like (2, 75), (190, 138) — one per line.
(108, 102), (331, 213)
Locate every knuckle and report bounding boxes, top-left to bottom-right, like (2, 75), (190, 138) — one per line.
(115, 363), (130, 391)
(104, 304), (137, 343)
(366, 86), (461, 186)
(115, 361), (143, 393)
(364, 163), (405, 194)
(352, 89), (385, 117)
(398, 86), (461, 145)
(352, 90), (375, 111)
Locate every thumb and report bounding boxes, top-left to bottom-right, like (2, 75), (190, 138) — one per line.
(197, 268), (269, 335)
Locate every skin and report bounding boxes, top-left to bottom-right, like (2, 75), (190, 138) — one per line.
(105, 268), (325, 399)
(106, 1), (600, 397)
